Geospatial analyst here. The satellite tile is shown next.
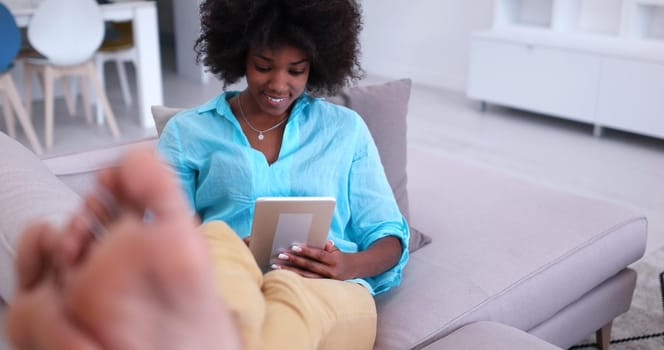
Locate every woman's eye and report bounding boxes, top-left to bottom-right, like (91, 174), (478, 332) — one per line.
(255, 65), (270, 72)
(289, 70), (305, 76)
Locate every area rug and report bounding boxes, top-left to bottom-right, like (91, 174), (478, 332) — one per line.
(570, 245), (664, 349)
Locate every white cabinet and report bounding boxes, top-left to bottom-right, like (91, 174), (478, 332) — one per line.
(596, 57), (664, 138)
(468, 0), (664, 139)
(468, 37), (600, 123)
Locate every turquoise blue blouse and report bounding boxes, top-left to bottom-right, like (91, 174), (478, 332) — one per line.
(156, 91), (409, 295)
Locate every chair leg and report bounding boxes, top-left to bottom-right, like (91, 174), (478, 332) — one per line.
(95, 55), (105, 125)
(596, 320), (612, 350)
(1, 94), (16, 138)
(79, 76), (92, 124)
(60, 77), (77, 117)
(1, 75), (43, 155)
(86, 62), (120, 138)
(43, 66), (55, 149)
(116, 59), (132, 105)
(22, 64), (34, 117)
(34, 69), (47, 112)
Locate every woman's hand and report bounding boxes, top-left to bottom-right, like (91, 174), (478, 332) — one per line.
(272, 241), (357, 280)
(273, 236), (403, 281)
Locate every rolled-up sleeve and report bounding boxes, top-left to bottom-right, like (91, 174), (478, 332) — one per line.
(348, 118), (410, 295)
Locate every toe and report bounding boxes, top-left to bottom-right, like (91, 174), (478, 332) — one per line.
(97, 148), (190, 222)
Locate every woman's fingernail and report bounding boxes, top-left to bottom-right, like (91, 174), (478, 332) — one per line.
(271, 264), (281, 270)
(291, 245), (302, 253)
(278, 253), (289, 260)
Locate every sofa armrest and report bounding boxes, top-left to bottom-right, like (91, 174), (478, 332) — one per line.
(43, 138), (158, 176)
(43, 138), (157, 196)
(0, 133), (82, 302)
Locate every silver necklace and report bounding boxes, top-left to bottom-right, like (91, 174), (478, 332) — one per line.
(237, 94), (288, 141)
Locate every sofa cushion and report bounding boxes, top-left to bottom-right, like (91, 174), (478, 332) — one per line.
(373, 146), (647, 349)
(151, 79), (432, 252)
(0, 132), (81, 302)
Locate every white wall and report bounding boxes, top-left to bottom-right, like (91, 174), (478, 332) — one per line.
(360, 0), (493, 91)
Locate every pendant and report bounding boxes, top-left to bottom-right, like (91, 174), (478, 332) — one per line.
(258, 133), (264, 141)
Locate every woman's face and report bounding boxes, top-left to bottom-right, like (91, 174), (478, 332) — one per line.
(244, 45), (310, 118)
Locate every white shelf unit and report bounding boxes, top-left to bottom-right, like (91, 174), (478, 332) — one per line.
(494, 0), (555, 30)
(493, 0), (625, 34)
(622, 0), (664, 40)
(468, 0), (664, 139)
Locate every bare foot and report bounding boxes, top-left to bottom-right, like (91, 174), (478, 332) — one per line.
(7, 148), (242, 350)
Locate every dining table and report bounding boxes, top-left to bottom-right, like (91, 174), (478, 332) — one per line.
(9, 0), (163, 129)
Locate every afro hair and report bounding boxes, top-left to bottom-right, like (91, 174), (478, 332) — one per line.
(194, 0), (364, 96)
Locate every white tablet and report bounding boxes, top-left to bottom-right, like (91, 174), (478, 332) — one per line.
(248, 196), (336, 272)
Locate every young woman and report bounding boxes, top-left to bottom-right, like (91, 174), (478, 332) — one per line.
(7, 1), (409, 349)
(155, 0), (409, 348)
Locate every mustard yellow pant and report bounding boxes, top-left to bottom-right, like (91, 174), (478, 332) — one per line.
(201, 221), (377, 350)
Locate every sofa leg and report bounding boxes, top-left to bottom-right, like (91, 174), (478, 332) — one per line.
(595, 321), (612, 350)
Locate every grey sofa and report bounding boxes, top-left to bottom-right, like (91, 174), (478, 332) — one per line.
(0, 79), (647, 349)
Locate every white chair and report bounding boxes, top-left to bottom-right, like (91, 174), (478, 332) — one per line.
(23, 0), (120, 149)
(0, 2), (43, 154)
(95, 21), (137, 124)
